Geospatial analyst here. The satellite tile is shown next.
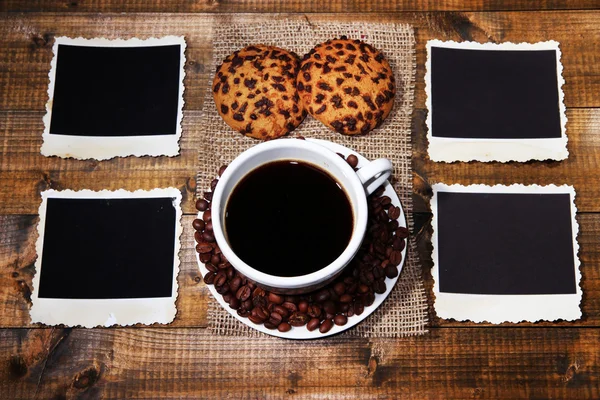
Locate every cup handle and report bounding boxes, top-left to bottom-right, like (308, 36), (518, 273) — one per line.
(356, 158), (393, 195)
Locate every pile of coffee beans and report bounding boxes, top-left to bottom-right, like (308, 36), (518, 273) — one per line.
(193, 154), (408, 334)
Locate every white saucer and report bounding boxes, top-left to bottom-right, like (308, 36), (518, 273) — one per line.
(196, 139), (408, 339)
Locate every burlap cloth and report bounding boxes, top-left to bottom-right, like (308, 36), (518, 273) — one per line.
(196, 20), (428, 337)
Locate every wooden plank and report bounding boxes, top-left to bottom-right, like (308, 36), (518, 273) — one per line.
(412, 108), (600, 213)
(1, 12), (600, 111)
(3, 0), (598, 13)
(0, 214), (209, 329)
(2, 108), (600, 216)
(0, 111), (206, 215)
(1, 213), (598, 328)
(1, 327), (599, 399)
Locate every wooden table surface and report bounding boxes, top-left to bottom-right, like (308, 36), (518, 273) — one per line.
(1, 1), (600, 399)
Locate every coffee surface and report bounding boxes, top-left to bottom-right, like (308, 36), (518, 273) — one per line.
(225, 160), (353, 277)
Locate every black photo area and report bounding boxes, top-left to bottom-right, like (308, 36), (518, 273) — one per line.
(430, 47), (562, 139)
(49, 44), (181, 137)
(437, 192), (576, 295)
(38, 197), (176, 299)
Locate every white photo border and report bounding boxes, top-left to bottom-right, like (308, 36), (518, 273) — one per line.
(431, 183), (581, 323)
(41, 36), (186, 160)
(425, 40), (568, 163)
(30, 188), (183, 327)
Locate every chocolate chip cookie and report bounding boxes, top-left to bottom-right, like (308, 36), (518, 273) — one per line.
(297, 37), (396, 135)
(213, 45), (306, 139)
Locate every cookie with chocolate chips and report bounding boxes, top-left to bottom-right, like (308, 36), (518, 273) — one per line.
(213, 45), (306, 139)
(297, 37), (396, 135)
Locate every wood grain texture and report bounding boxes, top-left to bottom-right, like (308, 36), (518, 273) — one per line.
(412, 108), (600, 213)
(0, 212), (598, 328)
(0, 111), (204, 215)
(3, 0), (599, 13)
(1, 12), (600, 111)
(1, 8), (600, 399)
(2, 109), (600, 215)
(1, 327), (599, 399)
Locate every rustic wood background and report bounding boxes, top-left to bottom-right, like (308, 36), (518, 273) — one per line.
(1, 2), (599, 398)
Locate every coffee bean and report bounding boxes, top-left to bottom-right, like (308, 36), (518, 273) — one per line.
(282, 301), (298, 313)
(273, 305), (289, 319)
(194, 231), (203, 243)
(206, 221), (213, 232)
(339, 294), (353, 303)
(372, 266), (384, 280)
(346, 282), (358, 294)
(248, 315), (264, 325)
(388, 205), (401, 220)
(354, 300), (364, 315)
(237, 308), (250, 317)
(396, 226), (409, 238)
(307, 318), (321, 332)
(333, 282), (346, 296)
(288, 312), (309, 327)
(278, 322), (292, 332)
(202, 231), (215, 243)
(389, 250), (402, 266)
(346, 154), (359, 168)
(315, 289), (330, 303)
(216, 284), (229, 295)
(251, 306), (269, 321)
(264, 321), (277, 330)
(358, 284), (370, 294)
(202, 209), (212, 222)
(218, 165), (228, 177)
(205, 263), (217, 273)
(210, 254), (221, 265)
(199, 253), (212, 263)
(268, 293), (284, 305)
(319, 319), (334, 333)
(253, 287), (266, 298)
(214, 271), (227, 287)
(385, 265), (399, 279)
(196, 243), (212, 254)
(298, 300), (309, 314)
(210, 179), (219, 191)
(226, 267), (235, 280)
(192, 218), (205, 231)
(323, 300), (337, 315)
(196, 199), (209, 211)
(307, 304), (321, 318)
(203, 272), (215, 285)
(392, 237), (405, 251)
(228, 276), (241, 293)
(334, 314), (348, 326)
(364, 292), (375, 307)
(229, 297), (240, 309)
(252, 295), (267, 308)
(373, 279), (386, 294)
(236, 286), (251, 301)
(204, 192), (213, 201)
(269, 312), (283, 326)
(242, 299), (253, 310)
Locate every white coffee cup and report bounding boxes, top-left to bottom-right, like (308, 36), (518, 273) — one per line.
(211, 139), (392, 294)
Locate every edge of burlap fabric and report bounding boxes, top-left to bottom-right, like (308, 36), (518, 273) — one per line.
(197, 20), (428, 337)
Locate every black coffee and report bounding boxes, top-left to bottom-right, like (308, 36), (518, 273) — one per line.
(225, 160), (353, 277)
